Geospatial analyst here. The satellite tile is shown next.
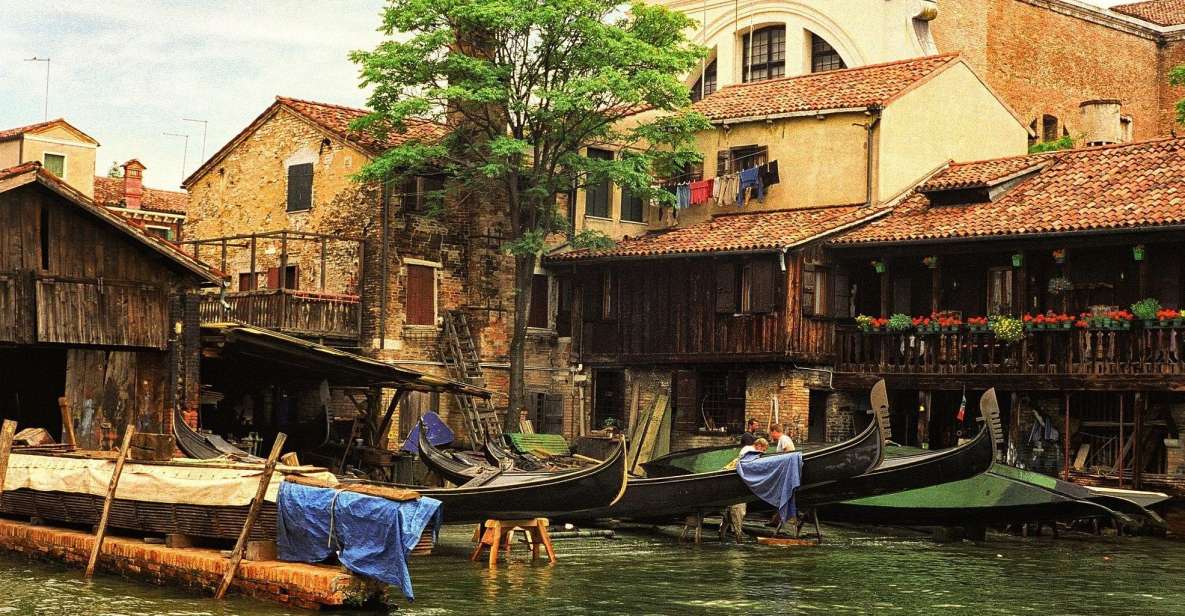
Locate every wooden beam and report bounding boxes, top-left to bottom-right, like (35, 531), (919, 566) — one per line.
(215, 433), (287, 600)
(1063, 392), (1071, 481)
(1118, 393), (1125, 488)
(376, 389), (408, 450)
(1134, 392), (1146, 490)
(85, 424), (135, 579)
(0, 420), (18, 500)
(57, 396), (77, 447)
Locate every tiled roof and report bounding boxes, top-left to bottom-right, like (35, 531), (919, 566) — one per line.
(690, 54), (959, 122)
(550, 204), (889, 261)
(0, 162), (220, 283)
(919, 153), (1053, 192)
(94, 176), (188, 214)
(1112, 0), (1185, 25)
(0, 118), (99, 145)
(833, 138), (1185, 245)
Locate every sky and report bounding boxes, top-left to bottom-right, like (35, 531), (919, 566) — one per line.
(0, 0), (1130, 191)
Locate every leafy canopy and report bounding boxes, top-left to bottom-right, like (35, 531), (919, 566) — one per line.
(350, 0), (710, 255)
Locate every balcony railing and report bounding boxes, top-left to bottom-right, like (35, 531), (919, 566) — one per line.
(199, 289), (360, 344)
(836, 324), (1185, 376)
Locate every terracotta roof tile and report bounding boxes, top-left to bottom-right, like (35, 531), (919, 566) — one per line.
(551, 204), (889, 261)
(919, 153), (1053, 192)
(0, 119), (64, 142)
(94, 176), (188, 214)
(833, 138), (1185, 245)
(690, 54), (959, 122)
(1112, 0), (1185, 25)
(277, 96), (448, 154)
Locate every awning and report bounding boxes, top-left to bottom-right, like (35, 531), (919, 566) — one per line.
(201, 322), (491, 398)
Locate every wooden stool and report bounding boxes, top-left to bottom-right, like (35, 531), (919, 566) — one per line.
(470, 518), (556, 567)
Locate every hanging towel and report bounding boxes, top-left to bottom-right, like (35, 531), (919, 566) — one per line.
(689, 179), (713, 206)
(276, 481), (443, 600)
(737, 451), (803, 521)
(759, 161), (780, 187)
(716, 174), (738, 207)
(676, 183), (691, 209)
(738, 167), (764, 206)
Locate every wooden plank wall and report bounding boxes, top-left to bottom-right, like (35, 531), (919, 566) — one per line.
(64, 349), (169, 450)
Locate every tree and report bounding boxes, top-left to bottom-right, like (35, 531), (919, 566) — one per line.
(351, 0), (709, 433)
(1172, 63), (1185, 127)
(107, 161), (123, 178)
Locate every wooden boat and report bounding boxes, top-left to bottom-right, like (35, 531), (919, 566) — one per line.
(173, 408), (260, 461)
(561, 391), (889, 521)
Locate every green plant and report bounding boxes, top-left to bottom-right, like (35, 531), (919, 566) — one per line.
(989, 315), (1025, 344)
(856, 315), (873, 330)
(1047, 276), (1073, 295)
(1132, 298), (1162, 321)
(1028, 134), (1075, 153)
(887, 313), (912, 332)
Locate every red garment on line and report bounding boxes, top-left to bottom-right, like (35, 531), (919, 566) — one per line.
(689, 179), (714, 206)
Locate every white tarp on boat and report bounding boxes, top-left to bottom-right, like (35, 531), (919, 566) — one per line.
(2, 454), (338, 506)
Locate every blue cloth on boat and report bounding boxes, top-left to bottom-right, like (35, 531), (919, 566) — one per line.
(737, 166), (764, 205)
(276, 481), (442, 600)
(736, 451), (803, 520)
(401, 411), (456, 454)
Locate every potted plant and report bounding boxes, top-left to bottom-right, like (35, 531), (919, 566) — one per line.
(855, 314), (887, 332)
(989, 315), (1025, 344)
(1047, 276), (1073, 295)
(1011, 253), (1024, 268)
(1132, 298), (1161, 327)
(1052, 248), (1066, 264)
(1154, 308), (1179, 328)
(887, 313), (912, 333)
(1133, 244), (1146, 261)
(1109, 309), (1134, 330)
(872, 260), (886, 274)
(923, 256), (938, 269)
(967, 316), (989, 333)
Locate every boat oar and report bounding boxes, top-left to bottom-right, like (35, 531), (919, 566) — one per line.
(215, 433), (286, 599)
(85, 424), (135, 579)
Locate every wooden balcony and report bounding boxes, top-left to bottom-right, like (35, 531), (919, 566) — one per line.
(198, 289), (360, 346)
(835, 324), (1185, 390)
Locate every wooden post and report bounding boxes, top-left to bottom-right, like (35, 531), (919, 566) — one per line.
(1063, 392), (1071, 481)
(918, 391), (931, 449)
(1117, 394), (1125, 488)
(85, 424), (135, 579)
(376, 390), (408, 450)
(878, 259), (891, 317)
(279, 232), (289, 290)
(1134, 392), (1145, 490)
(0, 420), (18, 499)
(930, 266), (940, 314)
(215, 433), (287, 599)
(57, 396), (77, 447)
(249, 236), (257, 289)
(220, 238), (228, 275)
(320, 237), (328, 291)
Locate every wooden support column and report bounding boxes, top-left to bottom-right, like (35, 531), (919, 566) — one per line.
(0, 420), (18, 499)
(918, 391), (931, 449)
(930, 266), (940, 314)
(376, 389), (409, 450)
(1017, 251), (1030, 313)
(1063, 392), (1071, 481)
(1134, 392), (1145, 490)
(57, 397), (77, 447)
(216, 433), (287, 599)
(220, 238), (228, 275)
(249, 236), (257, 289)
(1138, 255), (1149, 299)
(1118, 393), (1125, 488)
(879, 259), (891, 317)
(279, 232), (289, 291)
(85, 425), (135, 579)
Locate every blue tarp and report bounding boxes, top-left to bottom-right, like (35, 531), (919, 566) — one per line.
(400, 411), (455, 454)
(276, 481), (442, 600)
(737, 451), (803, 520)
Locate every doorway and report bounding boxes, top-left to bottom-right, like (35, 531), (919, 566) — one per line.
(807, 390), (828, 442)
(592, 370), (625, 430)
(0, 348), (66, 439)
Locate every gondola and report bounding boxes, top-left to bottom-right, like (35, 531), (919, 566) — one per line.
(173, 407), (261, 462)
(560, 387), (890, 521)
(417, 427), (506, 485)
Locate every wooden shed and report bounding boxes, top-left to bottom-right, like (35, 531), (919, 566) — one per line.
(0, 162), (221, 449)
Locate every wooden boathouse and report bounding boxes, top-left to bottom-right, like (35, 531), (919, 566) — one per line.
(0, 161), (221, 448)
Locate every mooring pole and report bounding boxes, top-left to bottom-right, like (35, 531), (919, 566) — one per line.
(85, 424), (135, 579)
(0, 420), (18, 500)
(215, 433), (287, 599)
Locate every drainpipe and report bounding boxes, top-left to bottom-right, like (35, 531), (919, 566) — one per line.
(858, 108), (882, 207)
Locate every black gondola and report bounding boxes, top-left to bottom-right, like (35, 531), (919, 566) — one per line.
(173, 407), (260, 461)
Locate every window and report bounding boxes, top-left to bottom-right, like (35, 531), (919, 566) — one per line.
(145, 225), (174, 240)
(1041, 115), (1059, 143)
(691, 59), (717, 102)
(716, 145), (767, 175)
(987, 267), (1014, 315)
(266, 265), (299, 290)
(832, 271), (852, 319)
(238, 272), (259, 292)
(397, 174), (446, 212)
(810, 33), (846, 73)
(555, 276), (573, 337)
(406, 264), (436, 326)
(286, 163), (314, 212)
(698, 371), (747, 432)
(528, 274), (550, 329)
(43, 153), (65, 178)
(802, 265), (828, 316)
(742, 26), (786, 82)
(621, 187), (645, 223)
(717, 259), (777, 315)
(584, 148), (613, 218)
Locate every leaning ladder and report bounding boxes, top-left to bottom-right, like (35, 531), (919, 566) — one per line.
(439, 310), (503, 444)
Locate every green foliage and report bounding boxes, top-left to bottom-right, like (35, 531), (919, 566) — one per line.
(855, 315), (874, 330)
(106, 161), (123, 178)
(1132, 297), (1161, 321)
(887, 314), (912, 332)
(989, 315), (1025, 344)
(1171, 63), (1185, 126)
(571, 228), (615, 251)
(1028, 135), (1074, 154)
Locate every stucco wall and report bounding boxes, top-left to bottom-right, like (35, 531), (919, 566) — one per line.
(0, 140), (19, 169)
(878, 61), (1029, 199)
(21, 127), (97, 198)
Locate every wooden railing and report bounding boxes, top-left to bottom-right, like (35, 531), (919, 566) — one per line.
(199, 289), (360, 344)
(836, 324), (1185, 376)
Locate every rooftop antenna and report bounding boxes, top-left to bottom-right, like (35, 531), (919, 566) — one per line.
(182, 118), (208, 163)
(163, 132), (190, 186)
(24, 57), (50, 121)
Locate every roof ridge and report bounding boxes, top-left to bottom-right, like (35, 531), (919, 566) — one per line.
(710, 204), (866, 218)
(711, 53), (959, 94)
(276, 95), (448, 128)
(95, 176), (188, 196)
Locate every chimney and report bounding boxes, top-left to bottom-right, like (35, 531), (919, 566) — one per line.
(121, 159), (146, 209)
(1079, 100), (1123, 147)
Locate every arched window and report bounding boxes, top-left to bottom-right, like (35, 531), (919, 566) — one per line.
(691, 59), (717, 102)
(810, 33), (846, 73)
(1041, 115), (1059, 143)
(742, 26), (786, 82)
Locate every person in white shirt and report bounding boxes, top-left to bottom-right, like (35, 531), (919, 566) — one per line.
(769, 424), (795, 453)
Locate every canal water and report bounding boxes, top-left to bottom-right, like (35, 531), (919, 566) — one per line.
(1, 524), (1181, 615)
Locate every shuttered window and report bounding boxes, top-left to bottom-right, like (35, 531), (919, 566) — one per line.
(987, 267), (1014, 316)
(528, 274), (550, 329)
(555, 276), (573, 337)
(265, 265), (299, 290)
(715, 263), (737, 313)
(832, 272), (852, 318)
(802, 265), (825, 317)
(406, 264), (436, 326)
(621, 187), (645, 223)
(43, 153), (65, 178)
(585, 148), (613, 218)
(748, 260), (776, 314)
(286, 163), (314, 212)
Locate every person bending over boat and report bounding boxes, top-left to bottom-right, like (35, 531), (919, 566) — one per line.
(740, 418), (762, 446)
(722, 438), (769, 543)
(769, 424), (795, 453)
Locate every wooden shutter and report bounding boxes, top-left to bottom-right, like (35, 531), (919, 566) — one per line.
(284, 265), (299, 290)
(582, 271), (603, 320)
(406, 264), (435, 325)
(238, 272), (256, 292)
(543, 393), (564, 434)
(801, 265), (817, 316)
(673, 370), (699, 432)
(832, 272), (851, 318)
(266, 267), (281, 289)
(716, 150), (731, 175)
(286, 163), (313, 212)
(749, 259), (776, 314)
(528, 274), (549, 328)
(715, 263), (737, 313)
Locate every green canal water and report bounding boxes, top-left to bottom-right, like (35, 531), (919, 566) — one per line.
(0, 524), (1181, 615)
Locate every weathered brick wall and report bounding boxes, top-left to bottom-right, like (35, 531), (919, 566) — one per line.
(933, 0), (1168, 140)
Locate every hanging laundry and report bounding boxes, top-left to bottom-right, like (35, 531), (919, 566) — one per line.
(689, 178), (713, 206)
(759, 161), (780, 187)
(675, 183), (691, 209)
(716, 173), (738, 207)
(737, 167), (764, 206)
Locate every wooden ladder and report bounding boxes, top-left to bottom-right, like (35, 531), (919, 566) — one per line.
(439, 309), (503, 444)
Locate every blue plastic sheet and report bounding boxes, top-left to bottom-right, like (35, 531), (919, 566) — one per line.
(276, 481), (442, 600)
(400, 411), (455, 454)
(736, 451), (803, 520)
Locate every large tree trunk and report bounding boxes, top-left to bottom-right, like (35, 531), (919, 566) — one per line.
(505, 251), (538, 432)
